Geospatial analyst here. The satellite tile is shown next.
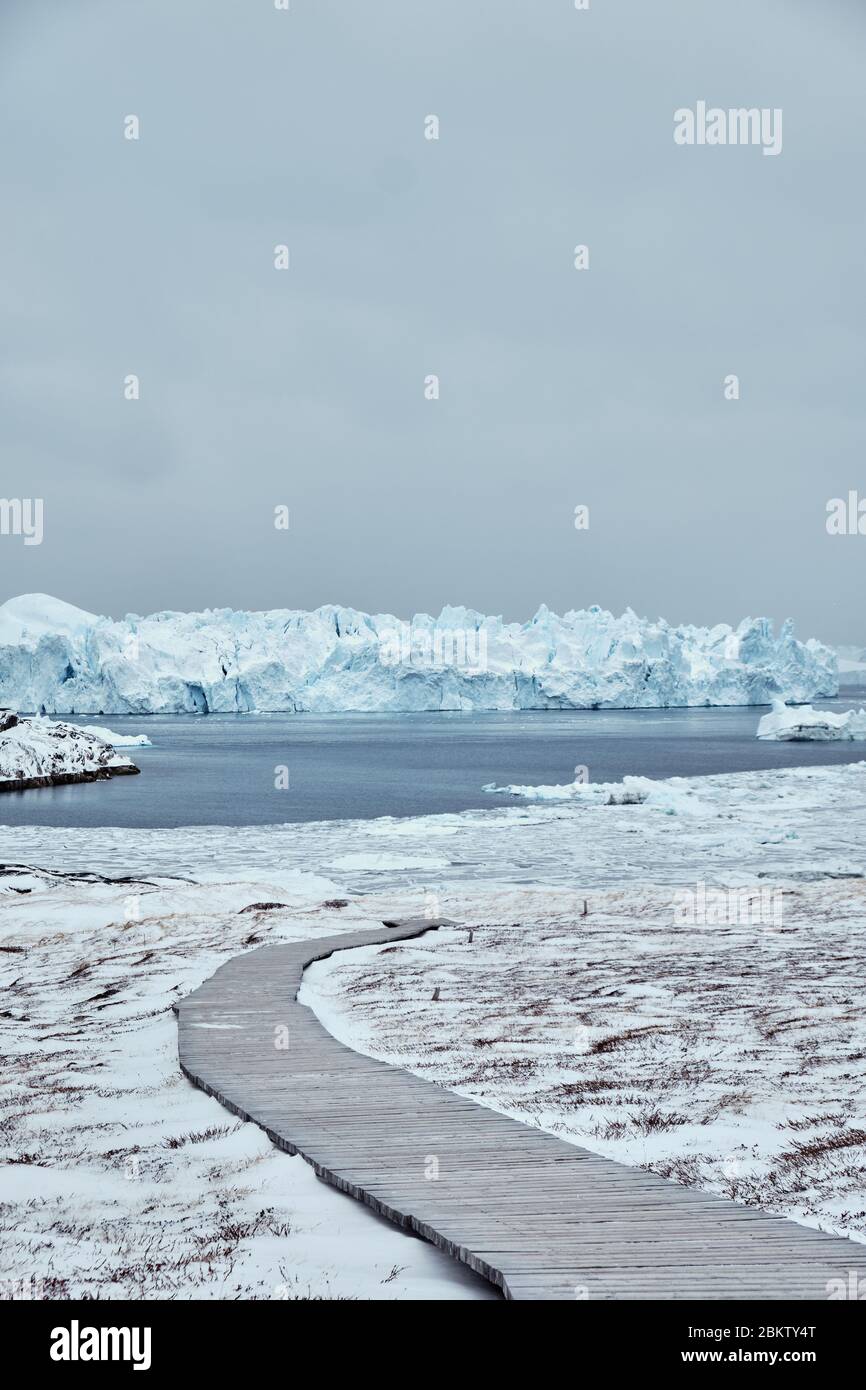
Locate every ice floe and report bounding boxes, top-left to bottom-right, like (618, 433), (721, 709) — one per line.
(757, 698), (866, 742)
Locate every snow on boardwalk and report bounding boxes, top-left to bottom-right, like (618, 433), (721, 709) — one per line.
(177, 918), (866, 1301)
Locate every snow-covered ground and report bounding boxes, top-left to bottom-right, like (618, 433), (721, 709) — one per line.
(0, 713), (139, 791)
(0, 591), (837, 714)
(757, 699), (866, 742)
(301, 881), (866, 1243)
(0, 867), (494, 1301)
(3, 760), (865, 1293)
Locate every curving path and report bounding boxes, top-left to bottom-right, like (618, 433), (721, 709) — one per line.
(176, 917), (866, 1300)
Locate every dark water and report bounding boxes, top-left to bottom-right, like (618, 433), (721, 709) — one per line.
(3, 692), (865, 829)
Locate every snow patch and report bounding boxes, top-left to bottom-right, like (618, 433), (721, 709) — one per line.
(0, 868), (495, 1300)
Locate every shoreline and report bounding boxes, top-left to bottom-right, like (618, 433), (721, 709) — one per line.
(6, 691), (853, 717)
(0, 764), (140, 794)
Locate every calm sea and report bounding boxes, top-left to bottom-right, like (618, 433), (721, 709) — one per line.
(2, 693), (865, 828)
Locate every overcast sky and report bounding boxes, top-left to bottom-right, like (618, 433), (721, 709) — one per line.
(1, 0), (864, 643)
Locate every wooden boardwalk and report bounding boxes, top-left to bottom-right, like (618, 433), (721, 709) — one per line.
(177, 918), (866, 1300)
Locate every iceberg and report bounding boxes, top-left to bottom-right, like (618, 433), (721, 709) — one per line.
(0, 711), (140, 791)
(757, 698), (866, 742)
(0, 592), (838, 716)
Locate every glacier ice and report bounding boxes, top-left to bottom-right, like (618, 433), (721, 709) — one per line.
(0, 592), (838, 716)
(835, 644), (866, 676)
(757, 698), (866, 742)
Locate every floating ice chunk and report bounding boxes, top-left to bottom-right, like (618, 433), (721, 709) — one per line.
(757, 698), (866, 742)
(78, 724), (152, 747)
(483, 773), (709, 815)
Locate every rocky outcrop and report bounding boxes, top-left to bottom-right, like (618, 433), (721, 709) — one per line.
(0, 713), (140, 793)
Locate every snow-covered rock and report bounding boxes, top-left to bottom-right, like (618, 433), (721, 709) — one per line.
(757, 698), (866, 742)
(0, 711), (140, 791)
(0, 592), (838, 715)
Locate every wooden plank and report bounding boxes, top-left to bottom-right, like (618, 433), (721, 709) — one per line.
(176, 917), (866, 1301)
